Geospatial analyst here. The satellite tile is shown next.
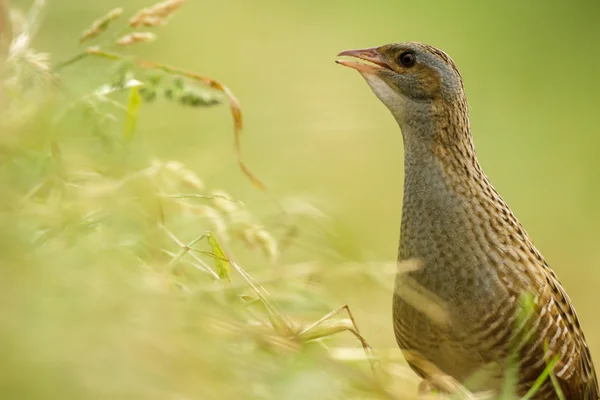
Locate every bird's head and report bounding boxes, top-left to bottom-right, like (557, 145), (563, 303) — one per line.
(336, 42), (466, 127)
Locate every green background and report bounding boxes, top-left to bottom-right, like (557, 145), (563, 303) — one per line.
(9, 0), (600, 397)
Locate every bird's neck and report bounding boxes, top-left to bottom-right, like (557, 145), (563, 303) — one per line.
(396, 103), (531, 306)
(398, 102), (485, 261)
(401, 101), (479, 183)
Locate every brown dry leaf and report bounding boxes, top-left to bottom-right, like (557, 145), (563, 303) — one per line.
(136, 60), (266, 190)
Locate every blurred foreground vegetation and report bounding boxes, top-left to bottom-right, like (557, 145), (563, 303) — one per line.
(1, 0), (599, 399)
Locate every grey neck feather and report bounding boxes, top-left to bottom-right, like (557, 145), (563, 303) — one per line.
(395, 101), (489, 300)
(399, 106), (465, 241)
(359, 73), (483, 281)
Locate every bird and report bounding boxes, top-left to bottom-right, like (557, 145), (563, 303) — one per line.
(336, 42), (598, 399)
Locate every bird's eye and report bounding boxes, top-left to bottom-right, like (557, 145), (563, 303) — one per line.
(399, 52), (416, 67)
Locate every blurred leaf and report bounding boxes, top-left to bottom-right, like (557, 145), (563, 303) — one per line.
(207, 233), (230, 282)
(122, 84), (142, 143)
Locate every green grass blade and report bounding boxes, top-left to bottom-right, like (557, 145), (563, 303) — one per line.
(207, 233), (230, 282)
(122, 85), (142, 143)
(521, 354), (559, 400)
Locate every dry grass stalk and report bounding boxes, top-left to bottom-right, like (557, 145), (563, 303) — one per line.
(129, 0), (187, 28)
(79, 8), (123, 42)
(82, 47), (266, 190)
(403, 351), (494, 399)
(394, 258), (450, 328)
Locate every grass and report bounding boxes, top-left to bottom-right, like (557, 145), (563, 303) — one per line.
(0, 1), (422, 398)
(0, 1), (591, 399)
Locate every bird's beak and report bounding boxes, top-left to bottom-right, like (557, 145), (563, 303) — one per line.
(336, 47), (390, 74)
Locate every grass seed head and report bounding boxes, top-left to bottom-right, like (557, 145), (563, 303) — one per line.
(129, 0), (187, 28)
(115, 32), (157, 46)
(80, 8), (123, 42)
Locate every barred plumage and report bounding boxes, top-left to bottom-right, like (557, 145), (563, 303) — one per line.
(337, 42), (598, 399)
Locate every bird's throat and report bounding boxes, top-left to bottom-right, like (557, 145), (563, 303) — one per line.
(398, 107), (482, 278)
